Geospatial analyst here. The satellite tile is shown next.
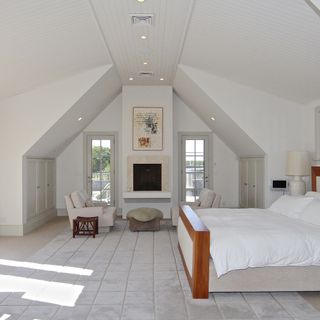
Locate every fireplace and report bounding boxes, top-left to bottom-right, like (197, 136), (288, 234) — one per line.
(133, 164), (162, 191)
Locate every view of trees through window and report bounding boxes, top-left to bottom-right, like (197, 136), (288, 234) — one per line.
(91, 139), (112, 204)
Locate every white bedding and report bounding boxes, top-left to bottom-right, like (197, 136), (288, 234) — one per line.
(197, 208), (320, 277)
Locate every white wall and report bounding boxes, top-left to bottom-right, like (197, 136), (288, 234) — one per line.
(121, 86), (173, 207)
(213, 135), (239, 207)
(57, 89), (239, 212)
(179, 65), (306, 206)
(0, 66), (110, 235)
(303, 100), (320, 156)
(56, 94), (122, 211)
(173, 94), (239, 207)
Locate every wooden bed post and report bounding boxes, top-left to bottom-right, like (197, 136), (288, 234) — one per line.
(179, 205), (210, 299)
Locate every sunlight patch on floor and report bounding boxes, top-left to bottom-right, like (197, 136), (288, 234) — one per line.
(0, 275), (83, 307)
(0, 259), (93, 276)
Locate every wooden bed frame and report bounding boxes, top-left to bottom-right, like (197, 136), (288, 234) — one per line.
(178, 205), (320, 299)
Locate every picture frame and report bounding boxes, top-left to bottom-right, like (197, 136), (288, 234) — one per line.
(133, 107), (163, 150)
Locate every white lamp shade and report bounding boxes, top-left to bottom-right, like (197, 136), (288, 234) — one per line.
(286, 151), (310, 176)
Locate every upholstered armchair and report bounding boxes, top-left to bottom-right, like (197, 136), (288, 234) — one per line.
(171, 188), (221, 227)
(65, 191), (116, 231)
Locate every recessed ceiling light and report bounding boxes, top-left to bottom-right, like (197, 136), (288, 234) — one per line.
(129, 77), (134, 81)
(78, 117), (83, 121)
(160, 78), (164, 81)
(143, 62), (148, 65)
(137, 0), (145, 2)
(140, 35), (147, 40)
(211, 116), (215, 121)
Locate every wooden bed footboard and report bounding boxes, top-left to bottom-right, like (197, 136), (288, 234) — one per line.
(178, 205), (210, 299)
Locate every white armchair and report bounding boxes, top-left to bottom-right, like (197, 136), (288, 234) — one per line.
(171, 188), (221, 227)
(65, 191), (116, 231)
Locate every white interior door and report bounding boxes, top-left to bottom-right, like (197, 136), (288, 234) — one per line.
(240, 157), (264, 208)
(36, 160), (46, 214)
(45, 160), (55, 210)
(247, 158), (256, 208)
(85, 134), (115, 205)
(180, 134), (210, 202)
(255, 158), (265, 208)
(26, 159), (37, 219)
(240, 159), (248, 208)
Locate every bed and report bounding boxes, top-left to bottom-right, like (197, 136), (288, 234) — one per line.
(177, 193), (320, 298)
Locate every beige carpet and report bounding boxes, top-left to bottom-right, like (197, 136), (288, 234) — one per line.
(0, 217), (69, 260)
(0, 217), (320, 319)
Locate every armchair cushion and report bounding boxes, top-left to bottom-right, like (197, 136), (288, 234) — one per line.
(171, 189), (222, 227)
(85, 199), (94, 207)
(198, 188), (215, 207)
(71, 191), (85, 208)
(78, 190), (109, 208)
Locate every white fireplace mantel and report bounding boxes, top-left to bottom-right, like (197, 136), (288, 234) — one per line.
(123, 191), (171, 199)
(122, 191), (172, 219)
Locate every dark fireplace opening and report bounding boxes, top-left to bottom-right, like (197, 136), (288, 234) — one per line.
(133, 164), (162, 191)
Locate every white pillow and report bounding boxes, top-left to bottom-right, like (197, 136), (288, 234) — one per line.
(269, 195), (313, 218)
(300, 199), (320, 226)
(305, 191), (320, 199)
(71, 191), (85, 208)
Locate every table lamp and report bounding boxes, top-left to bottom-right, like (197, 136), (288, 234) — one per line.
(286, 151), (310, 196)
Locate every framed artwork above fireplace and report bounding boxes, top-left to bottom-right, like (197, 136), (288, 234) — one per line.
(133, 107), (163, 150)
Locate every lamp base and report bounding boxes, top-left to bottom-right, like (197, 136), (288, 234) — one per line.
(289, 176), (306, 196)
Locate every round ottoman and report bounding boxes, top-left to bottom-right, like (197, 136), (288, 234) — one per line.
(127, 207), (163, 232)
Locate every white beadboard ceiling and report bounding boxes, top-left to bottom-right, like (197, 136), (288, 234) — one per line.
(0, 0), (112, 99)
(180, 0), (320, 104)
(1, 0), (320, 104)
(90, 0), (193, 85)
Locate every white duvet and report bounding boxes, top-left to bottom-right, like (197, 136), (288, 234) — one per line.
(196, 208), (320, 277)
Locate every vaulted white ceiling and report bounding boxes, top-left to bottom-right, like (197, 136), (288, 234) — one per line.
(0, 0), (112, 99)
(1, 0), (320, 104)
(180, 0), (320, 104)
(90, 0), (193, 85)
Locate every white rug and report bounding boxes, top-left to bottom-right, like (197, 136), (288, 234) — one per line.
(0, 220), (319, 319)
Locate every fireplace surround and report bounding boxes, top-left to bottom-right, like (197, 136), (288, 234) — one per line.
(127, 155), (169, 192)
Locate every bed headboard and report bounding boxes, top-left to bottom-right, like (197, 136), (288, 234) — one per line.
(311, 166), (320, 191)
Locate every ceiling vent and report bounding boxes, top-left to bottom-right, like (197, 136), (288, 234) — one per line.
(139, 71), (154, 77)
(130, 14), (153, 26)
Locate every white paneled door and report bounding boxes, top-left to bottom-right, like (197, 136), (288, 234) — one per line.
(239, 157), (264, 208)
(85, 134), (115, 206)
(26, 158), (55, 221)
(180, 134), (210, 202)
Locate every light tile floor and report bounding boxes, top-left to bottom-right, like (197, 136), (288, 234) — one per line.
(0, 220), (320, 319)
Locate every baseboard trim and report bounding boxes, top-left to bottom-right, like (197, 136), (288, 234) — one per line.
(0, 225), (24, 236)
(23, 209), (57, 235)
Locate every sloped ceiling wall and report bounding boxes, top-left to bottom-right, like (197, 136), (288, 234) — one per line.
(25, 65), (121, 158)
(174, 66), (265, 157)
(0, 66), (121, 229)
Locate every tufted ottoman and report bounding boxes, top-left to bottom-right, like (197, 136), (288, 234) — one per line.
(127, 207), (163, 232)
